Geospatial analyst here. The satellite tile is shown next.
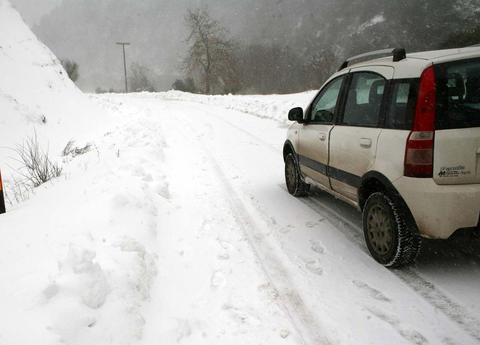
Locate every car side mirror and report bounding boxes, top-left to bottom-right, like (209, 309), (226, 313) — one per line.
(288, 107), (304, 122)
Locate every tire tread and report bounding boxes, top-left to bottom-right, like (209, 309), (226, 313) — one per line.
(285, 153), (310, 197)
(364, 192), (421, 268)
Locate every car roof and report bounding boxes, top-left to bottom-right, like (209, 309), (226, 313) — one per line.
(407, 46), (480, 60)
(343, 46), (480, 79)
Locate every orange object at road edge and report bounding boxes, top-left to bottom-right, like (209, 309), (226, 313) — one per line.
(0, 170), (5, 214)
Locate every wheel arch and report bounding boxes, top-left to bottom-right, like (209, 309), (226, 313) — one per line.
(358, 171), (403, 211)
(283, 140), (296, 162)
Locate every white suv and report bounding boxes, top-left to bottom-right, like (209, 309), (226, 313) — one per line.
(284, 47), (480, 267)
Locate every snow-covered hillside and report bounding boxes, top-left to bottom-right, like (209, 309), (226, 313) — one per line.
(0, 3), (160, 344)
(0, 0), (109, 178)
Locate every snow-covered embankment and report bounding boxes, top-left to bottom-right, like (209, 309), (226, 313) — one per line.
(0, 2), (168, 343)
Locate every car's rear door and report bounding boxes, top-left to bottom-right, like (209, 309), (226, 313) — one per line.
(329, 66), (394, 201)
(434, 58), (480, 185)
(297, 75), (346, 188)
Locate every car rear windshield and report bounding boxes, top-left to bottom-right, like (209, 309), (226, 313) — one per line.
(436, 58), (480, 129)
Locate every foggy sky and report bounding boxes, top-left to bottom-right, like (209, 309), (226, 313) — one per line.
(9, 0), (478, 93)
(11, 0), (279, 91)
(10, 0), (60, 25)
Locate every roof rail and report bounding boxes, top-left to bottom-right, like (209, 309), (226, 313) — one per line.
(338, 48), (406, 71)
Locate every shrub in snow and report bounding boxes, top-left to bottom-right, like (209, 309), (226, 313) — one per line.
(62, 140), (92, 158)
(14, 133), (62, 188)
(172, 78), (197, 93)
(3, 176), (32, 206)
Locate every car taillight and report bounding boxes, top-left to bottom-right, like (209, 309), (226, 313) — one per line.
(404, 65), (436, 178)
(0, 170), (5, 214)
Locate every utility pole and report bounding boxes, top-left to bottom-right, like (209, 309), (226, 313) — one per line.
(116, 42), (130, 93)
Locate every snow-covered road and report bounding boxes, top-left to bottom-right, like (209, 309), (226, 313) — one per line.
(2, 92), (480, 345)
(100, 94), (480, 345)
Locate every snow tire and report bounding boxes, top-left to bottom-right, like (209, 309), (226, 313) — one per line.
(285, 153), (310, 197)
(363, 192), (421, 268)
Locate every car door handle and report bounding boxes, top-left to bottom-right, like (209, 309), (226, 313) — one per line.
(359, 138), (372, 148)
(319, 133), (327, 141)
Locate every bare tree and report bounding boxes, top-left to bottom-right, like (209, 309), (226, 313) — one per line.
(61, 59), (79, 82)
(184, 8), (239, 94)
(129, 63), (156, 92)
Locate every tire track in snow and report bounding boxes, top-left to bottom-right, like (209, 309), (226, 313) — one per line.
(136, 97), (479, 344)
(295, 189), (480, 343)
(173, 111), (333, 345)
(181, 101), (281, 155)
(173, 100), (480, 344)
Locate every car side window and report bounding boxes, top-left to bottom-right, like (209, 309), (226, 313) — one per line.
(309, 76), (345, 123)
(342, 72), (386, 127)
(384, 79), (418, 130)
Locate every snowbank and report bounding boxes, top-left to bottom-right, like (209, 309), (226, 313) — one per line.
(0, 2), (165, 344)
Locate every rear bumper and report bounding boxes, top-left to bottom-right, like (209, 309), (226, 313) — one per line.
(393, 177), (480, 239)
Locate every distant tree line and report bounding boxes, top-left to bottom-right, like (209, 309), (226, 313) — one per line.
(177, 8), (338, 95)
(441, 25), (480, 49)
(52, 2), (480, 95)
(176, 3), (480, 95)
(62, 58), (159, 93)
